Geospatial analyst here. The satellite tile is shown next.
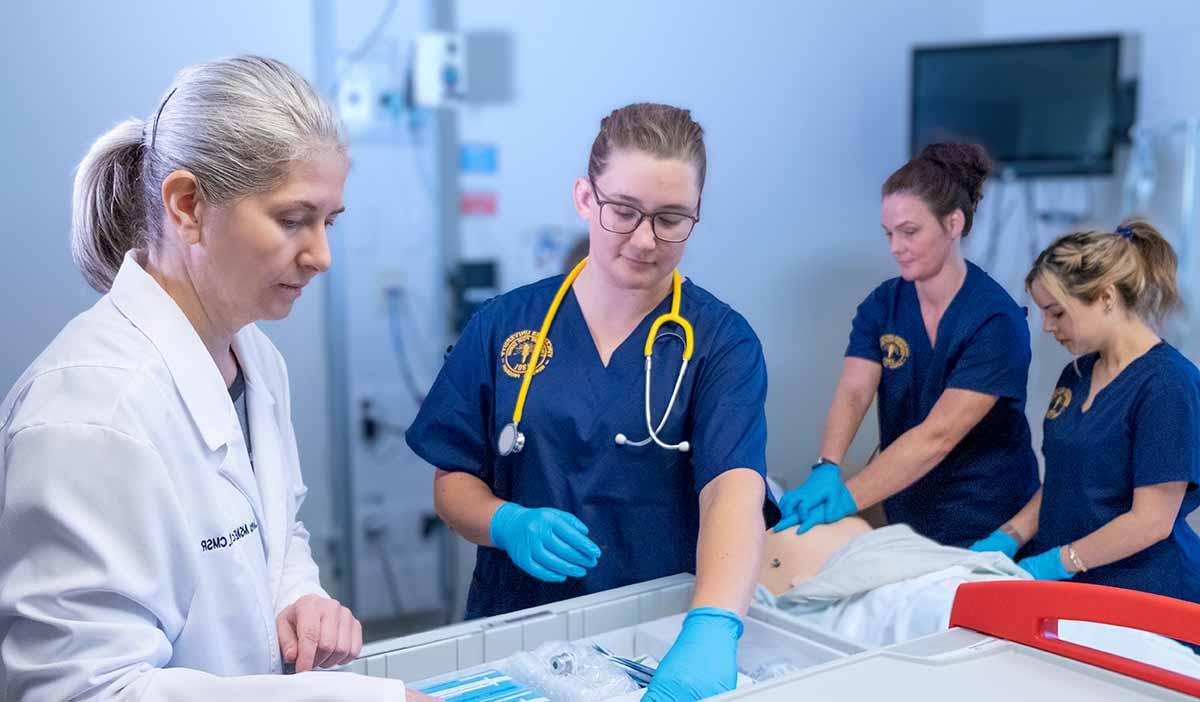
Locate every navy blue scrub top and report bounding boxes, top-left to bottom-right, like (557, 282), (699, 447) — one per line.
(1030, 343), (1200, 603)
(846, 260), (1040, 546)
(407, 275), (773, 618)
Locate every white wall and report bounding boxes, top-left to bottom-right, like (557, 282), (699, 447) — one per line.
(0, 2), (340, 591)
(456, 2), (985, 489)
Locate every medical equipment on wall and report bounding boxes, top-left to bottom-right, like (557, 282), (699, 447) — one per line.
(496, 257), (695, 457)
(362, 511), (407, 614)
(384, 285), (433, 405)
(1125, 119), (1200, 288)
(318, 2), (518, 625)
(414, 31), (467, 107)
(452, 260), (499, 332)
(316, 0), (462, 623)
(332, 3), (463, 139)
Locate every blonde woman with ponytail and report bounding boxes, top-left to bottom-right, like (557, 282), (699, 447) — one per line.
(979, 220), (1200, 606)
(0, 57), (425, 700)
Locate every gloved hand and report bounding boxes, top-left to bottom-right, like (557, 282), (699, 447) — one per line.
(489, 502), (601, 582)
(642, 607), (743, 702)
(969, 529), (1020, 559)
(772, 462), (857, 535)
(1017, 547), (1074, 581)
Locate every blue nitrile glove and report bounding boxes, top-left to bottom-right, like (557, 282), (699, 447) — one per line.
(1017, 547), (1074, 581)
(772, 462), (857, 535)
(642, 607), (743, 702)
(489, 502), (601, 583)
(969, 529), (1020, 559)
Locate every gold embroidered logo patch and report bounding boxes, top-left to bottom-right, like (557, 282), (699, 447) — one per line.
(879, 334), (910, 370)
(501, 330), (554, 379)
(1046, 387), (1072, 420)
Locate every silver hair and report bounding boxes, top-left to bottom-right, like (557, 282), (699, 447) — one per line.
(71, 55), (345, 292)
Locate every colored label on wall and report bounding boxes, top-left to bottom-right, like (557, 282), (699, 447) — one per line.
(460, 191), (498, 215)
(459, 143), (498, 174)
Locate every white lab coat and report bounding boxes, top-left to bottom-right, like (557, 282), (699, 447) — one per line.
(0, 253), (405, 701)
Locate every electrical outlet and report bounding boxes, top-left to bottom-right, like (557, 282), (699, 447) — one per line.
(336, 58), (407, 136)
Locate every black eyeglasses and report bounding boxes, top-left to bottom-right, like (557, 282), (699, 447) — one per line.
(590, 177), (701, 243)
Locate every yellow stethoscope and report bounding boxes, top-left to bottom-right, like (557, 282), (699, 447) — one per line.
(496, 256), (695, 457)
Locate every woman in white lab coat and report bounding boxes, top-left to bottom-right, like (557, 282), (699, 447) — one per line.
(0, 56), (418, 701)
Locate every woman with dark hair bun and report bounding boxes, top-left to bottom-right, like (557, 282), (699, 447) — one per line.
(774, 143), (1040, 550)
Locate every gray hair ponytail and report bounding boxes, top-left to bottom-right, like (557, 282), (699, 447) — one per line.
(71, 55), (344, 292)
(71, 120), (147, 292)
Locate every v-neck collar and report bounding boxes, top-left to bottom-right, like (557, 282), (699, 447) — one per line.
(565, 283), (681, 370)
(1079, 341), (1165, 414)
(911, 262), (973, 353)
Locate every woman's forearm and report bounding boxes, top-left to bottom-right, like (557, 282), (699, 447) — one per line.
(691, 469), (766, 615)
(818, 359), (880, 464)
(432, 469), (505, 546)
(844, 422), (949, 510)
(1070, 482), (1187, 572)
(818, 388), (874, 465)
(846, 388), (997, 510)
(1002, 488), (1042, 547)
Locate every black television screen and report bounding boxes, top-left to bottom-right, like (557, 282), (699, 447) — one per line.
(912, 36), (1122, 177)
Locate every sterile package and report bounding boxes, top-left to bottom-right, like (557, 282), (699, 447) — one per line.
(418, 668), (548, 701)
(501, 641), (642, 702)
(736, 640), (805, 682)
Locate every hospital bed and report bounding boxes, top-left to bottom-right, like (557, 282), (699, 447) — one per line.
(348, 574), (1200, 700)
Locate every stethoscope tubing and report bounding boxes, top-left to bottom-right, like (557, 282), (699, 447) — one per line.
(499, 257), (693, 456)
(618, 355), (690, 452)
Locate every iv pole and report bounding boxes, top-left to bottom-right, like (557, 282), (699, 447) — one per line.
(1127, 119), (1200, 290)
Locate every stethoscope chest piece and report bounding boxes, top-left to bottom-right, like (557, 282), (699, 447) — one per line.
(498, 422), (525, 456)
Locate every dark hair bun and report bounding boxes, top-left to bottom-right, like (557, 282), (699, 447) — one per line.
(918, 143), (993, 207)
